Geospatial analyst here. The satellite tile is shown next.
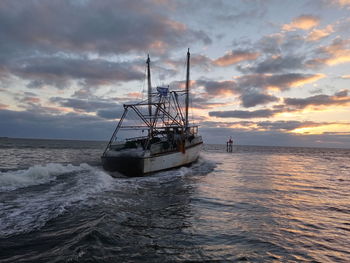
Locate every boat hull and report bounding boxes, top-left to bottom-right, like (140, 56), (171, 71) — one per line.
(101, 142), (202, 176)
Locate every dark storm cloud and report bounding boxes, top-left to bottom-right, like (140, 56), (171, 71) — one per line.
(0, 0), (211, 56)
(284, 90), (350, 108)
(209, 109), (277, 119)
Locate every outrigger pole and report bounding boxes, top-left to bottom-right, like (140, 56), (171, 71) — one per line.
(185, 48), (190, 131)
(146, 54), (152, 117)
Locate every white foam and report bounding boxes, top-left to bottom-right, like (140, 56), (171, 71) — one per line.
(0, 163), (88, 192)
(190, 155), (217, 175)
(0, 163), (114, 237)
(0, 158), (215, 237)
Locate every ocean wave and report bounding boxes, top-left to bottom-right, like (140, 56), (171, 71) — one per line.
(123, 155), (217, 184)
(0, 163), (91, 192)
(0, 163), (114, 237)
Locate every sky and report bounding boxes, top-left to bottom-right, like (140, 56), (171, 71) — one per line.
(0, 0), (350, 148)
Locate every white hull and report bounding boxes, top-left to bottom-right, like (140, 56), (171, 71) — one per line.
(143, 143), (202, 173)
(101, 142), (202, 176)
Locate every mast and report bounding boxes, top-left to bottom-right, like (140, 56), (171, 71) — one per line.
(146, 54), (152, 116)
(185, 48), (190, 130)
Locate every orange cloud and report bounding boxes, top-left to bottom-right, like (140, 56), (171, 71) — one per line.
(284, 90), (350, 110)
(214, 50), (259, 66)
(291, 123), (350, 134)
(0, 103), (8, 109)
(22, 97), (41, 103)
(332, 0), (350, 7)
(126, 92), (142, 98)
(164, 19), (186, 31)
(341, 75), (350, 79)
(307, 25), (334, 41)
(289, 73), (326, 87)
(310, 38), (350, 66)
(264, 73), (325, 90)
(150, 40), (167, 52)
(282, 15), (320, 31)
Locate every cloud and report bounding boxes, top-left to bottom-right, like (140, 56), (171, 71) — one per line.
(97, 109), (125, 120)
(331, 0), (350, 7)
(198, 73), (323, 95)
(207, 89), (350, 120)
(236, 73), (325, 90)
(0, 109), (114, 140)
(255, 120), (331, 131)
(20, 96), (41, 104)
(307, 25), (334, 41)
(195, 72), (324, 108)
(284, 90), (350, 108)
(196, 80), (238, 96)
(202, 120), (346, 133)
(1, 108), (349, 148)
(307, 38), (350, 66)
(240, 93), (279, 107)
(282, 15), (320, 31)
(190, 96), (228, 109)
(0, 103), (8, 109)
(335, 89), (349, 97)
(164, 53), (213, 72)
(200, 126), (350, 147)
(8, 57), (145, 89)
(214, 49), (260, 66)
(341, 75), (350, 79)
(0, 0), (212, 89)
(240, 55), (305, 73)
(50, 97), (121, 113)
(209, 109), (277, 119)
(0, 0), (211, 56)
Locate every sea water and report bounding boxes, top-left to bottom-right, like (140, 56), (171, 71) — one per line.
(0, 138), (350, 262)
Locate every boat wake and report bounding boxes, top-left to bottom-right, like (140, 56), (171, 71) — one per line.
(0, 163), (91, 192)
(0, 163), (114, 237)
(0, 157), (215, 238)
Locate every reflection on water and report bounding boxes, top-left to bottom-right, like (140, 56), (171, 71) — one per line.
(0, 139), (350, 262)
(192, 150), (350, 262)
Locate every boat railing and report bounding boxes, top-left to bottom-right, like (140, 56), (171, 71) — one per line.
(125, 135), (149, 141)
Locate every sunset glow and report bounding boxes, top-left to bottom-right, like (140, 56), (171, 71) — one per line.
(0, 0), (349, 147)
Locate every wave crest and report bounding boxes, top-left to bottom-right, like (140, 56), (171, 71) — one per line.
(0, 163), (92, 192)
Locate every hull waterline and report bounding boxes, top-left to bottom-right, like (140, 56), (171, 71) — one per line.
(102, 143), (202, 176)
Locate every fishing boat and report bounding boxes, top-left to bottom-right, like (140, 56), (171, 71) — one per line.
(101, 49), (203, 176)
